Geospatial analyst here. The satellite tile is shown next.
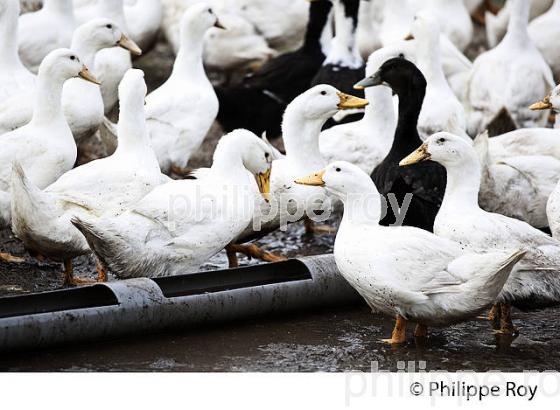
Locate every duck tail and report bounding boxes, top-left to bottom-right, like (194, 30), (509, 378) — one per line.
(10, 162), (53, 238)
(70, 216), (126, 275)
(481, 249), (527, 294)
(71, 216), (157, 279)
(434, 249), (526, 318)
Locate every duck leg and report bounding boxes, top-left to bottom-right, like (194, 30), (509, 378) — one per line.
(62, 259), (96, 286)
(381, 314), (408, 344)
(225, 243), (287, 268)
(304, 218), (335, 234)
(96, 263), (108, 282)
(226, 245), (240, 268)
(495, 303), (518, 335)
(0, 252), (25, 263)
(488, 303), (502, 330)
(169, 165), (194, 178)
(414, 324), (428, 338)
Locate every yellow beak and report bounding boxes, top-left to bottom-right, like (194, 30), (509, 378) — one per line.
(294, 169), (326, 186)
(78, 65), (100, 85)
(117, 34), (142, 56)
(256, 168), (272, 200)
(399, 143), (431, 167)
(529, 94), (552, 111)
(337, 92), (369, 110)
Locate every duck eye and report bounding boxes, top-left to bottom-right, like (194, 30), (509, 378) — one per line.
(265, 152), (270, 158)
(320, 91), (327, 96)
(106, 24), (112, 29)
(70, 55), (76, 61)
(208, 8), (213, 13)
(335, 167), (341, 172)
(438, 138), (445, 143)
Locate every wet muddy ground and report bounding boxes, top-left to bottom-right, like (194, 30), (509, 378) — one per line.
(2, 305), (560, 372)
(3, 20), (560, 371)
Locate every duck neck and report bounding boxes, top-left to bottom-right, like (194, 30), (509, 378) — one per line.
(389, 84), (425, 153)
(338, 182), (382, 228)
(115, 104), (150, 155)
(502, 0), (530, 47)
(31, 72), (66, 125)
(302, 0), (332, 53)
(362, 86), (395, 146)
(282, 111), (327, 166)
(441, 156), (481, 213)
(44, 0), (75, 20)
(415, 32), (446, 85)
(0, 3), (21, 70)
(325, 0), (362, 68)
(171, 28), (206, 81)
(209, 139), (246, 179)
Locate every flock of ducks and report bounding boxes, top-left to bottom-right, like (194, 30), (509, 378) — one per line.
(3, 0), (560, 345)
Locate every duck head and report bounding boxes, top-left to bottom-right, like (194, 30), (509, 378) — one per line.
(73, 18), (142, 56)
(400, 132), (475, 169)
(530, 85), (560, 112)
(38, 48), (99, 85)
(117, 69), (147, 123)
(354, 57), (426, 98)
(295, 160), (377, 202)
(286, 84), (368, 123)
(181, 2), (226, 38)
(216, 129), (274, 198)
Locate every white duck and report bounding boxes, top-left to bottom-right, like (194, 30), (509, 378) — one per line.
(76, 0), (139, 115)
(161, 0), (275, 73)
(10, 69), (163, 285)
(17, 0), (75, 74)
(466, 0), (554, 135)
(233, 0), (309, 51)
(0, 0), (35, 101)
(76, 0), (163, 52)
(319, 46), (397, 175)
(0, 19), (141, 142)
(0, 49), (97, 230)
(484, 86), (560, 160)
(474, 131), (560, 229)
(409, 11), (469, 140)
(71, 129), (273, 279)
(103, 3), (221, 174)
(260, 85), (368, 235)
(379, 0), (416, 47)
(422, 0), (473, 52)
(401, 132), (560, 334)
(486, 0), (554, 48)
(295, 161), (524, 344)
(529, 0), (560, 81)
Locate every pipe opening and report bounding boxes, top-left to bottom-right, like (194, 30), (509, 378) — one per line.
(152, 260), (312, 298)
(0, 285), (119, 319)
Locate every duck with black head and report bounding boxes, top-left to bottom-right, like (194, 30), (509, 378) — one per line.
(354, 57), (446, 232)
(215, 0), (333, 139)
